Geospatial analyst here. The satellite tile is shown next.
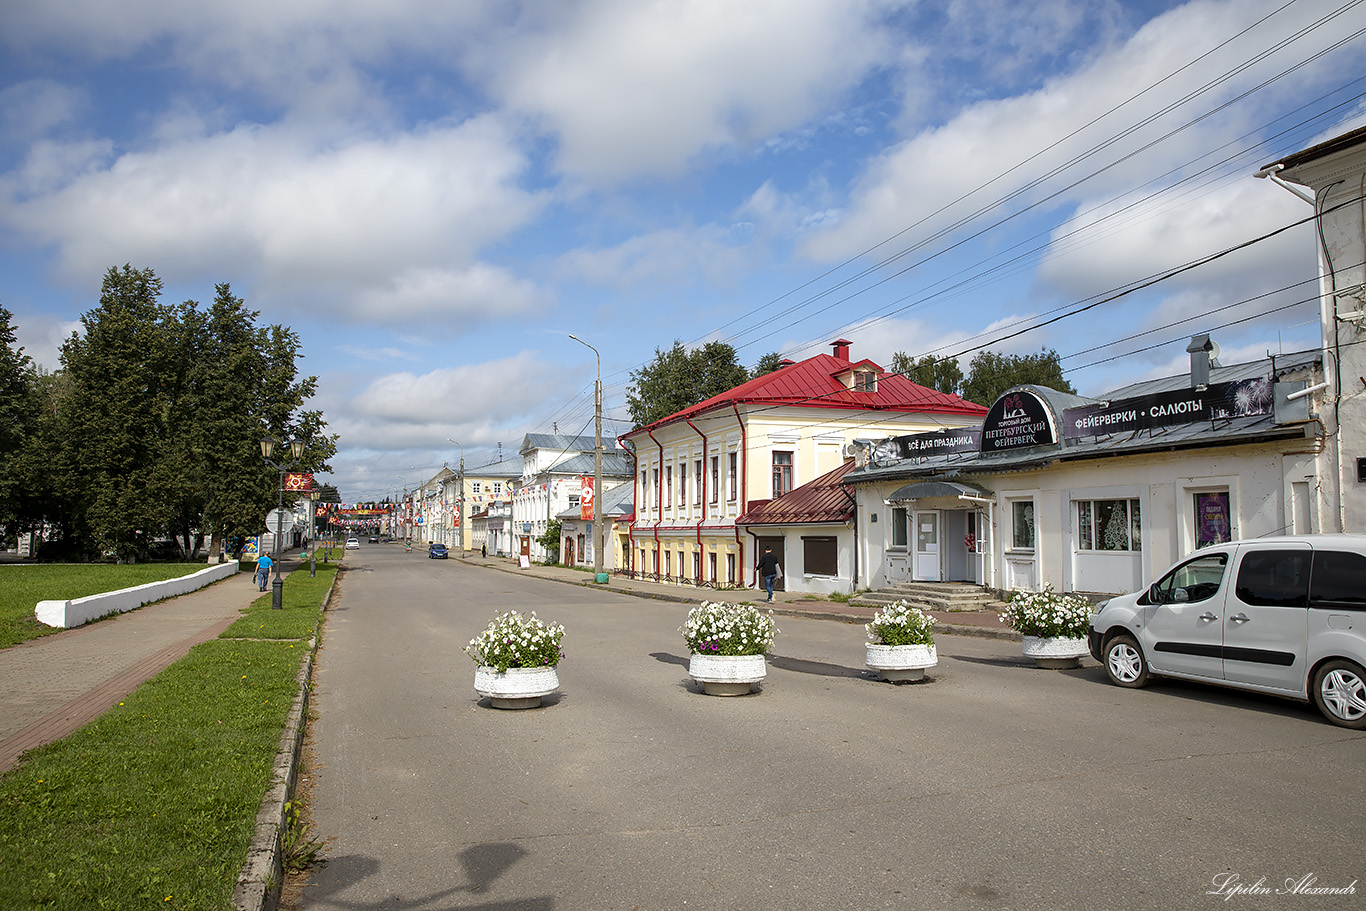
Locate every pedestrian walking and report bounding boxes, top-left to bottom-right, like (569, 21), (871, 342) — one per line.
(481, 543), (487, 558)
(255, 552), (273, 592)
(755, 546), (780, 603)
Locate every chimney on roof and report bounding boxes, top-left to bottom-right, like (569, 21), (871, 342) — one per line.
(1186, 334), (1217, 389)
(831, 339), (852, 361)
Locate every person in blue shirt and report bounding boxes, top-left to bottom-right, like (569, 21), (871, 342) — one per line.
(255, 552), (273, 591)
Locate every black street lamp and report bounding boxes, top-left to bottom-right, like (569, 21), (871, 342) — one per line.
(261, 435), (306, 611)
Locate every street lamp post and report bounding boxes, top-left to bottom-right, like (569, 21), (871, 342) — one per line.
(260, 436), (306, 611)
(568, 333), (605, 580)
(446, 438), (465, 555)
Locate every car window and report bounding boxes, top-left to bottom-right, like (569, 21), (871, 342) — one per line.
(1234, 549), (1310, 608)
(1148, 552), (1227, 604)
(1309, 550), (1366, 610)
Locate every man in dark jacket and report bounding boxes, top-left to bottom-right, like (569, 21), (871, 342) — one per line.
(756, 546), (780, 603)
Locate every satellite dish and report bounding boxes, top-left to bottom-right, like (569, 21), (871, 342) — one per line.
(1208, 340), (1221, 367)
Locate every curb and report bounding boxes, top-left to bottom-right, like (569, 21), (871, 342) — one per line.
(461, 557), (1021, 641)
(232, 568), (339, 911)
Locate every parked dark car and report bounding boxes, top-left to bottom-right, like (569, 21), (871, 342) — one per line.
(429, 543), (448, 559)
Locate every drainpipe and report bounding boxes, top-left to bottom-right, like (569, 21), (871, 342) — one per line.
(646, 427), (664, 575)
(619, 436), (637, 575)
(731, 401), (748, 585)
(1257, 162), (1349, 533)
(686, 418), (708, 583)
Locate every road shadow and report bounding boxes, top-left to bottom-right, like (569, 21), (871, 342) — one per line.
(648, 651), (689, 667)
(301, 844), (555, 909)
(767, 654), (866, 679)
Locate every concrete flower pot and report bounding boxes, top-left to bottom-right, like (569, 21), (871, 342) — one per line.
(865, 643), (937, 682)
(474, 665), (559, 709)
(1021, 636), (1088, 669)
(688, 653), (766, 696)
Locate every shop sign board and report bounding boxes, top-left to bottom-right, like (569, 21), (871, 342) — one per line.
(1062, 376), (1274, 440)
(876, 426), (982, 461)
(981, 390), (1056, 452)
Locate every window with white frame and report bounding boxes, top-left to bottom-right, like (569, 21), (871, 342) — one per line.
(854, 370), (877, 392)
(678, 464), (686, 506)
(1011, 500), (1036, 550)
(710, 456), (719, 504)
(772, 451), (793, 498)
(1077, 498), (1141, 552)
(891, 506), (908, 548)
(472, 481), (481, 494)
(726, 553), (735, 583)
(727, 452), (738, 501)
(694, 460), (702, 505)
(492, 482), (502, 496)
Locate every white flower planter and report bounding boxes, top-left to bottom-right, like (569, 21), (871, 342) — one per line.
(865, 643), (937, 682)
(688, 653), (766, 696)
(474, 665), (559, 709)
(1021, 636), (1088, 669)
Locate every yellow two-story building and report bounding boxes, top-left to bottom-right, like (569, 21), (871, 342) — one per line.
(619, 340), (986, 589)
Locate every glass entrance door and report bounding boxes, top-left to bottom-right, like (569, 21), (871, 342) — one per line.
(914, 511), (940, 581)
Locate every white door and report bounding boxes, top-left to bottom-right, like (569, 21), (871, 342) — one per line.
(914, 511), (941, 581)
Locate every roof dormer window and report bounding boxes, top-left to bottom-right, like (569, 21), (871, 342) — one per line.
(854, 369), (877, 393)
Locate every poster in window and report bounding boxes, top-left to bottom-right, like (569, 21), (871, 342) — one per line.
(1195, 492), (1230, 548)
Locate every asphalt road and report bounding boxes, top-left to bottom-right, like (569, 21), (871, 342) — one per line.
(299, 544), (1366, 911)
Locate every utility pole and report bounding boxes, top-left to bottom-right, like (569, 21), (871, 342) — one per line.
(447, 439), (464, 554)
(569, 334), (605, 580)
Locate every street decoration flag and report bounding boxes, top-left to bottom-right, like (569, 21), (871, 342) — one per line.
(580, 476), (595, 520)
(285, 473), (314, 492)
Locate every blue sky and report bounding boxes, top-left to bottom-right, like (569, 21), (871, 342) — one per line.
(2, 0), (1363, 501)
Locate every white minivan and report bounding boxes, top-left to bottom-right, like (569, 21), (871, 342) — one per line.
(1089, 535), (1366, 728)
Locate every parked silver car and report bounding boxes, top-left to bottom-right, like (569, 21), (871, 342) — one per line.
(1089, 535), (1366, 728)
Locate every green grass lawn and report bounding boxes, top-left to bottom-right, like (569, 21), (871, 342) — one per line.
(0, 564), (209, 650)
(0, 562), (337, 911)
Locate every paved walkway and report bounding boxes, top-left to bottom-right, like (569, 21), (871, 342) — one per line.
(0, 560), (298, 774)
(0, 551), (1011, 775)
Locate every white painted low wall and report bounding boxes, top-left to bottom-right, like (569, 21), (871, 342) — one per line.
(35, 561), (241, 629)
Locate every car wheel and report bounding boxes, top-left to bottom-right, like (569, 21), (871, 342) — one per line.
(1103, 634), (1149, 688)
(1312, 660), (1366, 730)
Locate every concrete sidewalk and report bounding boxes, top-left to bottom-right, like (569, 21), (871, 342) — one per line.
(456, 553), (1017, 640)
(0, 559), (299, 774)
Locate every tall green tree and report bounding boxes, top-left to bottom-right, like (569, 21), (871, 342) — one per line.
(47, 267), (336, 562)
(890, 352), (965, 396)
(749, 351), (783, 379)
(626, 340), (751, 427)
(960, 347), (1074, 406)
(57, 266), (181, 561)
(0, 307), (36, 543)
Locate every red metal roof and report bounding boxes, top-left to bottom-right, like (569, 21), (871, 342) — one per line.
(627, 346), (987, 436)
(736, 459), (857, 526)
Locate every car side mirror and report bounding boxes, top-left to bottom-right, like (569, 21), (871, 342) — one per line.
(1172, 588), (1189, 603)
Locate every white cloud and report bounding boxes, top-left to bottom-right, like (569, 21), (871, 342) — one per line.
(799, 0), (1358, 263)
(0, 80), (86, 144)
(348, 350), (563, 428)
(0, 114), (549, 327)
(481, 0), (901, 182)
(556, 225), (750, 291)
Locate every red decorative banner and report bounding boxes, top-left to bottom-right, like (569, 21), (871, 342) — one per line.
(580, 476), (595, 520)
(285, 473), (314, 492)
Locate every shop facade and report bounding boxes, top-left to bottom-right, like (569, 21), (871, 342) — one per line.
(848, 343), (1323, 597)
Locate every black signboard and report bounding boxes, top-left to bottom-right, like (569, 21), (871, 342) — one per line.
(875, 426), (982, 461)
(1063, 376), (1273, 440)
(981, 390), (1056, 452)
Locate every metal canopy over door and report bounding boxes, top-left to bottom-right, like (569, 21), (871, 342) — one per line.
(914, 511), (941, 581)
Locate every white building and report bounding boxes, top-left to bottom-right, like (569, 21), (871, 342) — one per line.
(511, 434), (632, 562)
